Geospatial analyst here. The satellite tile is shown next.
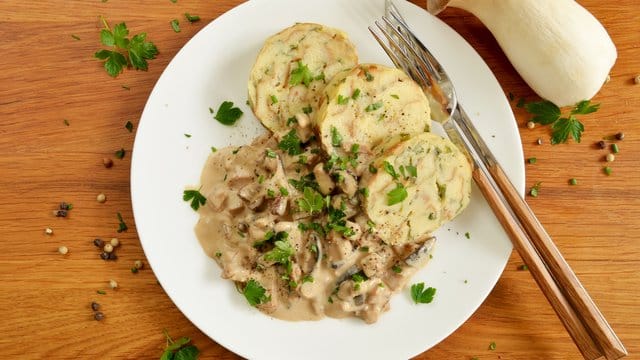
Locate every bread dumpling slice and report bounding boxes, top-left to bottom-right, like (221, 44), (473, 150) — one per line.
(316, 64), (431, 161)
(361, 132), (472, 245)
(248, 23), (358, 133)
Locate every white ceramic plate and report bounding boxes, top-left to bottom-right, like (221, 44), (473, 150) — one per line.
(131, 0), (524, 359)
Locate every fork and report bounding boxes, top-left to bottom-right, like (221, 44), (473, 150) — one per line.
(370, 2), (627, 359)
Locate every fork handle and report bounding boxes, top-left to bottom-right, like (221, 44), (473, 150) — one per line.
(452, 107), (627, 359)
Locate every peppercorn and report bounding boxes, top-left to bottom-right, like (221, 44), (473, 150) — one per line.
(110, 238), (119, 247)
(94, 312), (105, 321)
(526, 121), (535, 129)
(54, 210), (68, 217)
(58, 246), (69, 255)
(634, 75), (640, 85)
(615, 132), (625, 140)
(596, 140), (606, 149)
(569, 178), (578, 186)
(604, 166), (613, 176)
(93, 238), (104, 248)
(134, 260), (144, 270)
(103, 243), (113, 253)
(109, 280), (118, 289)
(606, 153), (615, 162)
(103, 158), (113, 168)
(91, 302), (100, 311)
(96, 193), (106, 203)
(59, 202), (71, 210)
(107, 252), (117, 260)
(100, 252), (109, 260)
(536, 138), (543, 145)
(45, 227), (53, 235)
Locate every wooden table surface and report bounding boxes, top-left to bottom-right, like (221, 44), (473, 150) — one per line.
(1, 0), (638, 359)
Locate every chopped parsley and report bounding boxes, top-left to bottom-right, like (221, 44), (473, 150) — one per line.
(297, 187), (324, 214)
(288, 173), (319, 192)
(410, 282), (436, 304)
(369, 163), (378, 174)
(184, 133), (191, 138)
(160, 329), (199, 360)
(170, 19), (181, 33)
(337, 94), (349, 105)
(364, 70), (374, 81)
(302, 275), (314, 283)
(351, 88), (361, 100)
(116, 212), (128, 232)
(390, 94), (399, 99)
(383, 161), (398, 179)
(270, 95), (278, 105)
(115, 148), (126, 159)
(278, 129), (303, 155)
(184, 13), (201, 23)
(331, 127), (342, 147)
(326, 206), (355, 237)
(387, 183), (408, 206)
(391, 264), (402, 273)
(243, 279), (270, 307)
(279, 186), (289, 196)
(289, 61), (314, 87)
(183, 189), (206, 210)
(213, 101), (243, 125)
(302, 105), (313, 114)
(125, 120), (133, 132)
(365, 101), (383, 112)
(94, 19), (158, 77)
(405, 164), (417, 178)
(71, 34), (81, 40)
(265, 149), (277, 158)
(489, 341), (497, 351)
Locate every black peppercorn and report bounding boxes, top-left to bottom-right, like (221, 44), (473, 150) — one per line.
(596, 140), (606, 149)
(615, 132), (625, 140)
(93, 238), (104, 248)
(94, 312), (104, 321)
(91, 302), (100, 311)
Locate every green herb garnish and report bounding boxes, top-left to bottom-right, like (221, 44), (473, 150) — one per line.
(125, 121), (133, 132)
(387, 183), (407, 206)
(183, 189), (206, 211)
(383, 161), (398, 180)
(365, 101), (383, 112)
(213, 101), (243, 125)
(525, 99), (599, 144)
(94, 19), (158, 77)
(116, 212), (128, 232)
(115, 148), (125, 159)
(184, 13), (200, 23)
(410, 282), (436, 304)
(331, 127), (342, 147)
(278, 129), (303, 155)
(243, 279), (270, 307)
(289, 61), (314, 87)
(297, 187), (324, 214)
(160, 329), (199, 360)
(170, 19), (180, 33)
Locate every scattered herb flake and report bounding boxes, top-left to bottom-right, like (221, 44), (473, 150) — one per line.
(63, 119), (70, 126)
(405, 164), (417, 178)
(489, 341), (497, 351)
(383, 161), (398, 179)
(170, 19), (181, 33)
(516, 97), (526, 108)
(114, 148), (125, 159)
(410, 282), (436, 304)
(270, 95), (278, 105)
(390, 94), (399, 99)
(125, 121), (133, 132)
(265, 149), (277, 158)
(465, 232), (470, 239)
(387, 183), (408, 206)
(97, 290), (107, 295)
(302, 105), (313, 114)
(337, 94), (349, 105)
(116, 212), (128, 232)
(183, 189), (206, 211)
(392, 265), (402, 273)
(331, 126), (342, 147)
(529, 182), (541, 197)
(184, 133), (191, 138)
(211, 146), (217, 153)
(214, 101), (243, 125)
(184, 13), (201, 23)
(528, 157), (537, 164)
(518, 264), (529, 271)
(365, 101), (383, 112)
(289, 61), (314, 87)
(71, 34), (81, 40)
(351, 88), (361, 100)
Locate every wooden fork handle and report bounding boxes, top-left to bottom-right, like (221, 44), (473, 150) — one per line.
(490, 164), (628, 360)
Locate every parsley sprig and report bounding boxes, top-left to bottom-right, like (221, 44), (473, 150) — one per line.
(525, 99), (599, 144)
(243, 279), (270, 307)
(94, 18), (158, 77)
(183, 189), (206, 211)
(213, 101), (243, 126)
(160, 329), (199, 360)
(410, 282), (436, 304)
(297, 187), (324, 214)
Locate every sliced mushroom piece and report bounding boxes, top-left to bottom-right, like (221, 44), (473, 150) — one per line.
(353, 294), (365, 306)
(334, 265), (360, 285)
(313, 163), (335, 195)
(336, 170), (358, 197)
(404, 237), (436, 267)
(270, 196), (288, 216)
(238, 183), (265, 210)
(226, 192), (244, 212)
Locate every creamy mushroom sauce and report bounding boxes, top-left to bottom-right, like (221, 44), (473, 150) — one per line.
(195, 124), (437, 323)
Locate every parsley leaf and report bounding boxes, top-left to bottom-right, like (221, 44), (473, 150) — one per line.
(264, 237), (294, 266)
(214, 101), (243, 125)
(383, 161), (398, 180)
(297, 187), (324, 214)
(289, 61), (314, 87)
(405, 164), (417, 178)
(551, 116), (584, 144)
(410, 282), (436, 304)
(243, 279), (270, 307)
(115, 148), (126, 159)
(288, 173), (319, 192)
(337, 94), (349, 105)
(161, 330), (199, 360)
(125, 121), (133, 132)
(278, 129), (303, 155)
(183, 189), (206, 211)
(351, 88), (361, 100)
(525, 100), (561, 125)
(571, 100), (600, 115)
(331, 126), (342, 147)
(95, 20), (158, 77)
(387, 183), (408, 206)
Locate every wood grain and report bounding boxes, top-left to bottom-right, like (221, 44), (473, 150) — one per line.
(0, 1), (638, 359)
